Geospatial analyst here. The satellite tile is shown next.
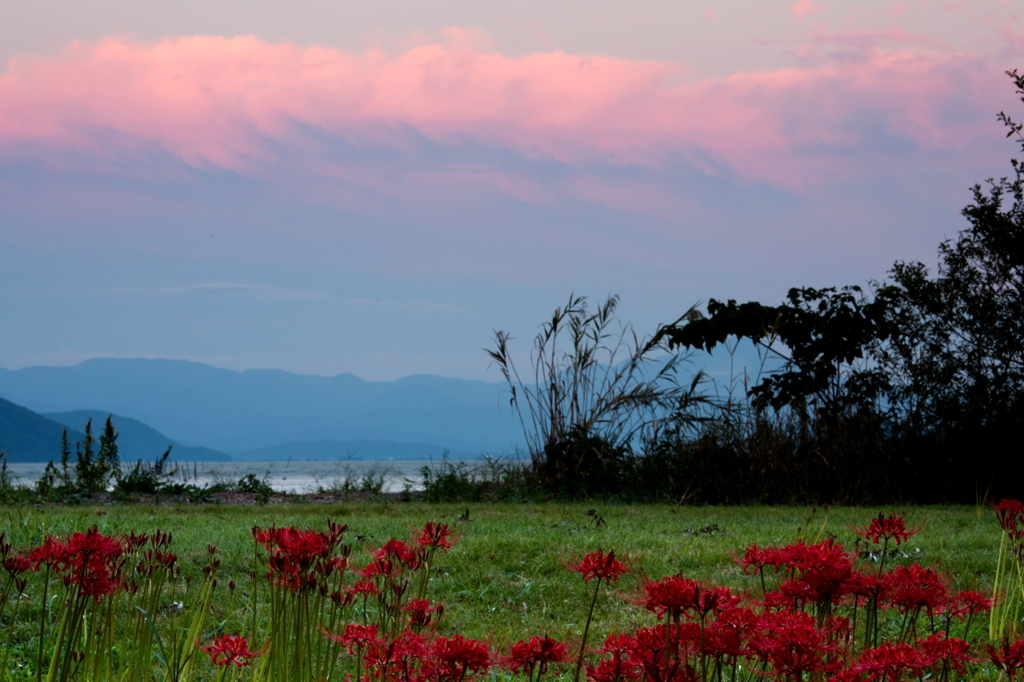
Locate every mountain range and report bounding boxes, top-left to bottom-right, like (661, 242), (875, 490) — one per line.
(0, 358), (522, 461)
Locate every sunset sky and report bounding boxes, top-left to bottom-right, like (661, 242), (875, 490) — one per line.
(2, 0), (1022, 380)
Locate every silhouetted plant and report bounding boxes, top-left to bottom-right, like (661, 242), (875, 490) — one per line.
(488, 294), (703, 498)
(650, 70), (1024, 504)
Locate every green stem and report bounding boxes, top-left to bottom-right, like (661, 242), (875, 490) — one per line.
(35, 565), (50, 682)
(573, 579), (602, 682)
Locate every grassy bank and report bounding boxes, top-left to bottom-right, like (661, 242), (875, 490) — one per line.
(0, 502), (998, 646)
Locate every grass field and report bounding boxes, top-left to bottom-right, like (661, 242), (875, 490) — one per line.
(0, 502), (999, 649)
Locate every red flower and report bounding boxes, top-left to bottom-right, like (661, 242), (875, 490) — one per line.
(505, 636), (569, 676)
(990, 637), (1024, 681)
(703, 607), (758, 659)
(916, 633), (974, 674)
(417, 522), (456, 552)
(587, 636), (643, 682)
(945, 590), (993, 619)
(2, 555), (31, 578)
(639, 575), (738, 622)
(853, 641), (927, 681)
(878, 564), (948, 615)
(622, 624), (700, 682)
(569, 550), (628, 585)
(361, 557), (400, 579)
(404, 598), (444, 629)
(750, 609), (841, 680)
(424, 634), (491, 682)
(430, 635), (491, 679)
(28, 536), (66, 571)
(322, 623), (380, 654)
(736, 544), (785, 575)
(853, 513), (922, 546)
(255, 524), (342, 592)
(587, 657), (643, 682)
(992, 500), (1024, 533)
(201, 634), (264, 667)
(376, 539), (420, 568)
(349, 578), (380, 596)
(33, 528), (126, 602)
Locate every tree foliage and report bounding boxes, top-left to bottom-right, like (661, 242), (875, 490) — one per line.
(649, 69), (1024, 502)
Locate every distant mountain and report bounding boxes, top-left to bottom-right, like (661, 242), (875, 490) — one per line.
(0, 359), (522, 456)
(234, 439), (476, 461)
(42, 410), (231, 462)
(0, 398), (85, 462)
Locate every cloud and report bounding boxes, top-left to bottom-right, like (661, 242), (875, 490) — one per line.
(791, 0), (826, 20)
(107, 282), (331, 301)
(0, 32), (1013, 202)
(103, 283), (467, 311)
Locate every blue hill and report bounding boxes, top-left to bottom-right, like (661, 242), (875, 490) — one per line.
(0, 359), (522, 457)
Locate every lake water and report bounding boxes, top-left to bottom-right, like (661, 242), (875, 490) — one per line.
(4, 460), (439, 493)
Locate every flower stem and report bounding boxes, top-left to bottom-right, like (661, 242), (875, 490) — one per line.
(574, 578), (602, 682)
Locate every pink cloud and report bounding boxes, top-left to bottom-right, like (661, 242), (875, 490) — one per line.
(791, 0), (827, 20)
(0, 33), (1012, 196)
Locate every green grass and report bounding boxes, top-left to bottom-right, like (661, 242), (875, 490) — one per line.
(0, 502), (999, 651)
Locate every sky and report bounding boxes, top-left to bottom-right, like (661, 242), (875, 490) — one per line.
(1, 0), (1022, 381)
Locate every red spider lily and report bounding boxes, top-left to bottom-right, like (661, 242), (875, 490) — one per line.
(878, 564), (949, 615)
(621, 624), (701, 682)
(324, 556), (348, 576)
(587, 657), (643, 682)
(743, 540), (862, 610)
(322, 623), (381, 654)
(570, 550), (628, 585)
(800, 559), (858, 603)
(992, 500), (1024, 533)
(852, 641), (928, 681)
(916, 633), (974, 674)
(425, 635), (492, 682)
(252, 525), (275, 545)
(270, 527), (333, 567)
(417, 523), (456, 552)
(255, 525), (344, 591)
(853, 513), (923, 547)
(749, 609), (842, 681)
(639, 575), (701, 621)
(736, 544), (786, 575)
(639, 575), (738, 622)
(376, 539), (421, 568)
(505, 636), (570, 676)
(200, 634), (265, 667)
(65, 527), (124, 560)
(702, 606), (759, 659)
(775, 540), (851, 574)
(989, 637), (1024, 681)
(364, 630), (431, 679)
(781, 560), (860, 612)
(350, 578), (381, 596)
(404, 599), (444, 629)
(2, 555), (31, 578)
(587, 635), (644, 682)
(35, 528), (126, 602)
(27, 536), (65, 571)
(361, 557), (401, 580)
(944, 590), (993, 619)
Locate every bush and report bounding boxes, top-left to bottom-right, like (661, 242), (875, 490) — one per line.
(114, 447), (178, 495)
(420, 455), (540, 502)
